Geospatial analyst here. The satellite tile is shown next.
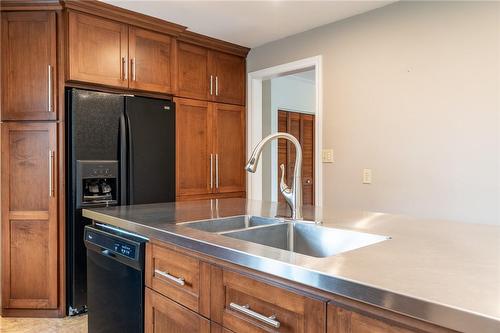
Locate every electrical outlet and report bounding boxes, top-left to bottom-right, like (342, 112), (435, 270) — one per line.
(322, 149), (334, 163)
(363, 169), (372, 184)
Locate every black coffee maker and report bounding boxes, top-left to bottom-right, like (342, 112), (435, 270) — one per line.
(76, 160), (118, 208)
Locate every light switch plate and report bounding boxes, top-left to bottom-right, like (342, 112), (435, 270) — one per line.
(363, 169), (372, 184)
(322, 149), (334, 163)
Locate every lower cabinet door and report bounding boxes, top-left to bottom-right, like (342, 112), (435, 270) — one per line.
(1, 122), (58, 310)
(145, 288), (210, 333)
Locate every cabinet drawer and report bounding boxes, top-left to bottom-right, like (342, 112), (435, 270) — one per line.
(212, 268), (326, 333)
(145, 287), (210, 333)
(146, 243), (210, 316)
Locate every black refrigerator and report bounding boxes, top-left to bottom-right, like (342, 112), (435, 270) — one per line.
(66, 88), (175, 315)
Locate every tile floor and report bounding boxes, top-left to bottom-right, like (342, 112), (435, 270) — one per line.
(0, 315), (87, 333)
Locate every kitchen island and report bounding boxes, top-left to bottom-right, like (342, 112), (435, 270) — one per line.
(83, 198), (500, 333)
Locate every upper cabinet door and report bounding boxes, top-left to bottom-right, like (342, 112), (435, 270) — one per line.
(128, 27), (174, 93)
(213, 103), (246, 194)
(211, 51), (245, 106)
(1, 11), (57, 121)
(68, 11), (128, 88)
(176, 42), (210, 101)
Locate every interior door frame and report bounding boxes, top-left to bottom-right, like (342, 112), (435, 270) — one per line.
(247, 55), (323, 207)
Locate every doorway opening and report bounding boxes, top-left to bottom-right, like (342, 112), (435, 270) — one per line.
(247, 56), (323, 206)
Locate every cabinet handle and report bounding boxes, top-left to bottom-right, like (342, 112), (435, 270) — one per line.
(215, 76), (219, 96)
(47, 65), (53, 112)
(131, 58), (136, 81)
(210, 75), (213, 95)
(215, 153), (219, 189)
(229, 302), (280, 328)
(154, 269), (185, 286)
(210, 154), (214, 189)
(122, 57), (128, 80)
(48, 150), (54, 197)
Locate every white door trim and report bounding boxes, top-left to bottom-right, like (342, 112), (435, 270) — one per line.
(246, 55), (323, 207)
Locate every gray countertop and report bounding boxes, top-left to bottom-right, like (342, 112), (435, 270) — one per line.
(82, 198), (500, 333)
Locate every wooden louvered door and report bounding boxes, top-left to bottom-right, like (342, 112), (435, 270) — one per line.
(277, 110), (315, 206)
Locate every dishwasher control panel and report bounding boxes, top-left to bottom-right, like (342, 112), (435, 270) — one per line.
(85, 227), (139, 260)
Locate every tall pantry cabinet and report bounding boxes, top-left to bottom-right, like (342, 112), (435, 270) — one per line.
(175, 37), (247, 201)
(1, 8), (63, 317)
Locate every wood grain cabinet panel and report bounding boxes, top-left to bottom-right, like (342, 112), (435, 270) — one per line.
(1, 122), (58, 309)
(175, 43), (246, 105)
(213, 103), (245, 194)
(176, 42), (210, 100)
(145, 288), (210, 333)
(211, 51), (245, 106)
(176, 98), (246, 200)
(175, 98), (213, 197)
(212, 267), (326, 333)
(327, 303), (420, 333)
(211, 322), (235, 333)
(146, 242), (211, 317)
(68, 11), (128, 88)
(129, 27), (174, 93)
(1, 11), (57, 120)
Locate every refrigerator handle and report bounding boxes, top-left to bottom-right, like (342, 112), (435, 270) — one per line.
(119, 114), (128, 205)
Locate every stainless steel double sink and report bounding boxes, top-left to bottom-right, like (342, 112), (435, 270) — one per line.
(179, 215), (389, 258)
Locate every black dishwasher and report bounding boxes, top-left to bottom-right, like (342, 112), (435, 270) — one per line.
(84, 224), (147, 333)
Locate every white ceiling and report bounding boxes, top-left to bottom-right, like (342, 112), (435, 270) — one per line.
(103, 1), (396, 48)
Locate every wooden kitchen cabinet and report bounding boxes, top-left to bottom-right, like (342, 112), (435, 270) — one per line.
(1, 122), (58, 310)
(1, 11), (57, 120)
(145, 288), (210, 333)
(176, 43), (246, 105)
(327, 303), (418, 333)
(211, 267), (326, 333)
(175, 98), (245, 200)
(210, 51), (246, 106)
(175, 98), (213, 197)
(68, 11), (175, 93)
(176, 41), (211, 101)
(213, 103), (246, 194)
(146, 242), (211, 317)
(211, 322), (235, 333)
(128, 26), (175, 93)
(68, 11), (128, 88)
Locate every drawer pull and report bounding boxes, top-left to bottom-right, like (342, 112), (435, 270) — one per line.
(229, 302), (280, 328)
(154, 269), (185, 286)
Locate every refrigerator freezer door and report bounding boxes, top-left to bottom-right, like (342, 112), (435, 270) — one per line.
(124, 96), (175, 204)
(66, 88), (125, 314)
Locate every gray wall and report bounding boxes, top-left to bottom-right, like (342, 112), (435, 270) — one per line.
(248, 1), (500, 225)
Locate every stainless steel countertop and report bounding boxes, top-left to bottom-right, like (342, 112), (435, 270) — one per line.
(82, 198), (500, 333)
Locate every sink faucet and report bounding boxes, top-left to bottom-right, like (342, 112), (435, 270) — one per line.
(245, 132), (303, 220)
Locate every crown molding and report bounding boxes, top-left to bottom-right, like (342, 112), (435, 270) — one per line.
(178, 30), (250, 58)
(0, 0), (63, 11)
(63, 0), (186, 37)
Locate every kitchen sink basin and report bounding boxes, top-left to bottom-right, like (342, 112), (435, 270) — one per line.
(221, 222), (389, 258)
(178, 215), (281, 233)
